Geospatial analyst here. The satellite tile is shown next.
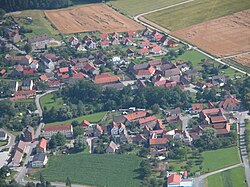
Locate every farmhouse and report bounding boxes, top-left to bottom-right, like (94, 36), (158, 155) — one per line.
(43, 124), (73, 139)
(219, 96), (240, 111)
(28, 34), (50, 50)
(32, 153), (48, 168)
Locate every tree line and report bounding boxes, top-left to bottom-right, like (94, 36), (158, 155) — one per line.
(43, 80), (193, 123)
(0, 0), (105, 12)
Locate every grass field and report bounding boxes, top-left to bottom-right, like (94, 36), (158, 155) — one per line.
(11, 10), (60, 39)
(45, 111), (106, 126)
(169, 147), (240, 174)
(107, 0), (186, 16)
(40, 93), (64, 110)
(207, 166), (247, 187)
(31, 153), (142, 187)
(145, 0), (250, 31)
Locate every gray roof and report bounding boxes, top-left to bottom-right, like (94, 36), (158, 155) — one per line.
(32, 153), (46, 162)
(133, 63), (150, 70)
(28, 34), (49, 43)
(22, 80), (31, 86)
(0, 131), (6, 138)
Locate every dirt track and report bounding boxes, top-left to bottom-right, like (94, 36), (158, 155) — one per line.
(172, 9), (250, 57)
(44, 4), (144, 34)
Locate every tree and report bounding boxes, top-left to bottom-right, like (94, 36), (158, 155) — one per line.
(73, 126), (84, 138)
(24, 43), (32, 54)
(49, 133), (66, 148)
(40, 173), (45, 186)
(71, 120), (79, 127)
(151, 104), (160, 114)
(0, 8), (6, 19)
(65, 177), (71, 187)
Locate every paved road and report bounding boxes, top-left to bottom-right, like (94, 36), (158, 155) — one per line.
(0, 128), (16, 152)
(181, 114), (192, 131)
(133, 1), (250, 76)
(193, 163), (243, 187)
(15, 90), (57, 185)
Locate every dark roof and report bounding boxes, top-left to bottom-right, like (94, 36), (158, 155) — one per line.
(28, 35), (48, 43)
(0, 131), (6, 138)
(32, 153), (46, 162)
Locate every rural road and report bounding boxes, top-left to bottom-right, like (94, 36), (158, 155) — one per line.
(192, 163), (243, 187)
(133, 1), (250, 76)
(0, 128), (16, 151)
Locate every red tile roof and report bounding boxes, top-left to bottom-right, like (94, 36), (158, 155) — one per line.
(81, 120), (91, 126)
(125, 111), (147, 121)
(192, 103), (204, 111)
(210, 116), (227, 123)
(59, 67), (69, 73)
(72, 72), (87, 79)
(100, 33), (109, 39)
(23, 68), (35, 75)
(44, 124), (72, 132)
(100, 40), (109, 46)
(15, 90), (36, 96)
(139, 116), (157, 124)
(136, 66), (155, 76)
(0, 69), (6, 75)
(219, 97), (240, 110)
(149, 138), (168, 145)
(151, 46), (161, 53)
(168, 174), (181, 184)
(140, 48), (149, 54)
(94, 73), (120, 84)
(38, 138), (47, 149)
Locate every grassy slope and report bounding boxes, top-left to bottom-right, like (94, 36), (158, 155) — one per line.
(12, 10), (60, 39)
(40, 93), (64, 110)
(145, 0), (250, 31)
(31, 153), (142, 187)
(107, 0), (186, 16)
(45, 111), (106, 126)
(207, 166), (247, 187)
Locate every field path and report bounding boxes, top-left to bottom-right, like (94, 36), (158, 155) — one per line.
(133, 1), (250, 76)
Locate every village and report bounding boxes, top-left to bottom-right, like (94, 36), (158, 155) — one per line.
(0, 5), (250, 187)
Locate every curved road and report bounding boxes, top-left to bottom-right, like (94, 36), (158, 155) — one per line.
(0, 128), (16, 151)
(133, 1), (250, 76)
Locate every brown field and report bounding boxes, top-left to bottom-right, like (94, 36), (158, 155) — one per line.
(44, 4), (144, 34)
(231, 53), (250, 67)
(172, 10), (250, 57)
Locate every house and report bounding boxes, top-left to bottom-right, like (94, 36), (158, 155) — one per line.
(199, 108), (226, 124)
(127, 31), (138, 38)
(12, 90), (36, 100)
(0, 131), (7, 141)
(28, 34), (50, 50)
(21, 80), (34, 90)
(86, 40), (97, 49)
(8, 30), (21, 43)
(135, 65), (155, 79)
(150, 31), (163, 42)
(43, 124), (73, 139)
(106, 141), (118, 153)
(166, 115), (182, 124)
(93, 73), (120, 85)
(219, 96), (240, 111)
(47, 80), (60, 89)
(123, 38), (133, 46)
(94, 124), (104, 137)
(81, 120), (91, 128)
(212, 75), (226, 87)
(167, 40), (178, 47)
(9, 150), (23, 167)
(111, 32), (119, 39)
(110, 38), (120, 45)
(30, 60), (39, 69)
(139, 116), (158, 128)
(31, 153), (48, 168)
(192, 103), (205, 113)
(69, 72), (88, 84)
(36, 138), (47, 153)
(83, 62), (99, 75)
(160, 36), (169, 46)
(151, 45), (161, 54)
(124, 111), (148, 125)
(212, 123), (231, 135)
(75, 42), (86, 52)
(19, 55), (33, 65)
(100, 33), (109, 41)
(0, 69), (6, 76)
(126, 48), (134, 57)
(23, 126), (34, 142)
(140, 41), (150, 48)
(100, 40), (109, 48)
(149, 137), (168, 149)
(142, 28), (153, 36)
(167, 174), (181, 186)
(140, 48), (149, 55)
(166, 107), (181, 117)
(111, 122), (128, 143)
(82, 35), (92, 43)
(69, 36), (79, 46)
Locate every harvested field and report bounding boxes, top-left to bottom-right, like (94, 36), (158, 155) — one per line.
(231, 53), (250, 67)
(44, 4), (144, 34)
(172, 10), (250, 57)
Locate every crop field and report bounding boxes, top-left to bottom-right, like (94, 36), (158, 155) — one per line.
(231, 53), (250, 67)
(144, 0), (250, 31)
(207, 166), (247, 187)
(107, 0), (186, 16)
(173, 10), (250, 57)
(30, 153), (142, 187)
(44, 4), (144, 34)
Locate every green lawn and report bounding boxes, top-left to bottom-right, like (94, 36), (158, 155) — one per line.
(145, 0), (250, 31)
(169, 147), (240, 174)
(207, 166), (247, 187)
(45, 111), (107, 126)
(30, 153), (142, 187)
(0, 141), (8, 147)
(107, 0), (186, 16)
(175, 50), (210, 71)
(12, 10), (60, 39)
(40, 93), (64, 110)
